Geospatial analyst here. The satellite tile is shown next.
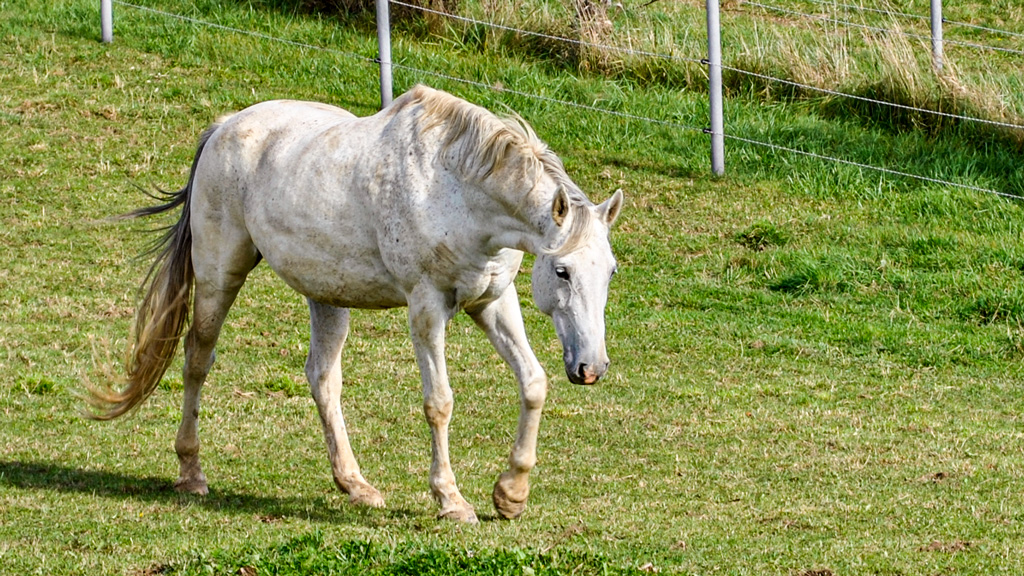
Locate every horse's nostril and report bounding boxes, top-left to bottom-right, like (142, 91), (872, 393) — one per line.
(576, 364), (588, 380)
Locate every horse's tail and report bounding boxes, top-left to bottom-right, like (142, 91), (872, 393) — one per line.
(86, 121), (224, 420)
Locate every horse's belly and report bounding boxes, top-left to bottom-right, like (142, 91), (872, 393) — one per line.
(247, 206), (410, 308)
(268, 256), (408, 309)
(306, 286), (408, 310)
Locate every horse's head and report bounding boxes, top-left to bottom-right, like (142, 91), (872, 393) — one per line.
(533, 188), (623, 385)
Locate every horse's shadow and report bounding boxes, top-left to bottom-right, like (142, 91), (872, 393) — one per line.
(0, 460), (419, 525)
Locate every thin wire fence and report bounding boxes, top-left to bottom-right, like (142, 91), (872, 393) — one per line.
(388, 0), (704, 65)
(112, 0), (377, 64)
(944, 19), (1024, 40)
(391, 62), (708, 134)
(745, 0), (904, 36)
(719, 64), (1024, 131)
(800, 0), (1024, 40)
(393, 0), (1024, 131)
(387, 0), (1022, 198)
(722, 133), (1023, 200)
(108, 0), (1022, 200)
(111, 0), (708, 135)
(746, 0), (1024, 57)
(801, 0), (926, 22)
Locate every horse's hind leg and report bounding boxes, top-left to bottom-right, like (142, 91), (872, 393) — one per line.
(307, 300), (384, 508)
(174, 277), (247, 494)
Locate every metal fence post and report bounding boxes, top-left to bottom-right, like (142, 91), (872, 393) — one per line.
(376, 0), (393, 108)
(101, 0), (113, 43)
(706, 0), (724, 175)
(930, 0), (943, 71)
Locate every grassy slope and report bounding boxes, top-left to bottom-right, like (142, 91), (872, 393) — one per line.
(2, 0), (1024, 574)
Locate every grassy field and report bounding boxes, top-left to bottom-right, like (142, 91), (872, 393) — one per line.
(3, 0), (1024, 574)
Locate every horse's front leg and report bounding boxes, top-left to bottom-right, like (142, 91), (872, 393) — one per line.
(408, 287), (478, 523)
(468, 286), (547, 520)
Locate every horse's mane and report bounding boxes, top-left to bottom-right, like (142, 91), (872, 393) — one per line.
(389, 85), (594, 255)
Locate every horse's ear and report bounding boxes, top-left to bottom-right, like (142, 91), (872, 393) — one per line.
(600, 188), (624, 227)
(551, 186), (571, 227)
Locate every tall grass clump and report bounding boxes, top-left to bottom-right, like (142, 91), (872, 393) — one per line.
(828, 22), (1022, 145)
(443, 0), (616, 71)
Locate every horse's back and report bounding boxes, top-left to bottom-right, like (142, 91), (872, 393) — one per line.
(204, 100), (364, 183)
(189, 100), (408, 308)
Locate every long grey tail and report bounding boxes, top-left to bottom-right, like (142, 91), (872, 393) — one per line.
(85, 121), (223, 420)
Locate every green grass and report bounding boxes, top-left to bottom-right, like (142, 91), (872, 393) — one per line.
(165, 531), (646, 575)
(3, 0), (1024, 574)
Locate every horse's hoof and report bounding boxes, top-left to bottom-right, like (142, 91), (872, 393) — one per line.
(492, 480), (527, 520)
(349, 486), (386, 509)
(438, 504), (479, 524)
(174, 476), (209, 495)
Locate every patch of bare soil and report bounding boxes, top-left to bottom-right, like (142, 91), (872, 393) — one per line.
(919, 540), (971, 553)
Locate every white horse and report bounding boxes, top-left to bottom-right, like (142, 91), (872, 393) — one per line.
(88, 84), (623, 523)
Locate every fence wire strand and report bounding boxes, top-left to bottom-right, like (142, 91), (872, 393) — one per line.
(943, 18), (1024, 40)
(108, 0), (1022, 201)
(745, 0), (1024, 57)
(388, 0), (704, 65)
(720, 64), (1024, 131)
(800, 0), (1024, 40)
(720, 132), (1022, 200)
(112, 0), (377, 64)
(745, 1), (917, 35)
(110, 1), (708, 134)
(390, 61), (707, 133)
(922, 33), (1024, 57)
(801, 0), (925, 22)
(394, 0), (1024, 131)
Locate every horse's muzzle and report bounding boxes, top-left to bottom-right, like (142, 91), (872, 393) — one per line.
(567, 361), (609, 385)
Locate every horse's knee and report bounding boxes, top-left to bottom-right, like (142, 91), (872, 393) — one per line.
(522, 376), (547, 411)
(423, 395), (454, 427)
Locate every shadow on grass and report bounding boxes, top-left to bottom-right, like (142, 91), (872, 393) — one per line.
(0, 459), (418, 525)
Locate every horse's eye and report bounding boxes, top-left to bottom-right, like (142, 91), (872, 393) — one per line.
(555, 266), (570, 281)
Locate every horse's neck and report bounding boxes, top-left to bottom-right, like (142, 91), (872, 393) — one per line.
(468, 162), (556, 256)
(389, 108), (556, 255)
(481, 209), (552, 255)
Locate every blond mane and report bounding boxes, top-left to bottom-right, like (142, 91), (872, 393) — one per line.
(389, 85), (595, 255)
